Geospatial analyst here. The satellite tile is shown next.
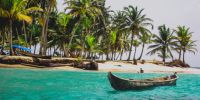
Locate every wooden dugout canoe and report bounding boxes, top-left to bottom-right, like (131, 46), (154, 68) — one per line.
(107, 72), (178, 90)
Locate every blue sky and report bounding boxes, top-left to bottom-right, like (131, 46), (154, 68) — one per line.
(57, 0), (200, 67)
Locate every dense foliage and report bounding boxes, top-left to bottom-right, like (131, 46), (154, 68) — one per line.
(0, 0), (197, 65)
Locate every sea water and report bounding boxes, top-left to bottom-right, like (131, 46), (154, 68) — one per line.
(0, 68), (200, 100)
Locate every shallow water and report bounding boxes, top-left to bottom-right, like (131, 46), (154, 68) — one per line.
(0, 68), (200, 100)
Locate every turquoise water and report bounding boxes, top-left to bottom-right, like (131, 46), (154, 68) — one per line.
(0, 68), (200, 100)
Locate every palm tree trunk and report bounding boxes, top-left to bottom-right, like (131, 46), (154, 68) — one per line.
(65, 22), (79, 57)
(106, 53), (109, 60)
(29, 29), (33, 49)
(138, 43), (144, 60)
(39, 23), (45, 55)
(163, 47), (166, 65)
(34, 44), (37, 54)
(127, 34), (134, 61)
(53, 46), (59, 56)
(50, 47), (52, 56)
(111, 50), (114, 60)
(114, 49), (117, 60)
(120, 49), (123, 60)
(9, 19), (14, 56)
(63, 43), (68, 57)
(16, 28), (20, 40)
(169, 51), (174, 61)
(23, 21), (28, 47)
(39, 2), (51, 56)
(179, 49), (182, 60)
(43, 16), (49, 55)
(1, 34), (2, 53)
(80, 38), (85, 58)
(116, 52), (121, 60)
(183, 51), (185, 64)
(1, 32), (5, 53)
(133, 47), (137, 60)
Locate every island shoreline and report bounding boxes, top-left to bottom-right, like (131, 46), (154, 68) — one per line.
(1, 62), (200, 74)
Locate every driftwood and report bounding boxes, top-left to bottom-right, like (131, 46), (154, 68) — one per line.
(18, 51), (52, 59)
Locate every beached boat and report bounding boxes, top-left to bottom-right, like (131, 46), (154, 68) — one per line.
(107, 72), (178, 90)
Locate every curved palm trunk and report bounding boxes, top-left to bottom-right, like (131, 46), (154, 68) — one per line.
(133, 47), (137, 60)
(127, 33), (134, 61)
(169, 50), (174, 61)
(9, 19), (14, 56)
(115, 52), (121, 60)
(138, 43), (145, 60)
(39, 2), (51, 56)
(65, 22), (79, 57)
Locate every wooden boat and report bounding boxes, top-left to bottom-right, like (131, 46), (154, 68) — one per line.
(107, 72), (178, 90)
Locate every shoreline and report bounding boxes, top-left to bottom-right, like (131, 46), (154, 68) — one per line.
(0, 61), (200, 74)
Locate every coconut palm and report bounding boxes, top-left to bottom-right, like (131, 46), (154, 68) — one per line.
(64, 0), (102, 58)
(124, 5), (153, 61)
(85, 34), (101, 59)
(132, 39), (141, 61)
(111, 11), (129, 60)
(109, 30), (117, 60)
(39, 0), (56, 55)
(57, 12), (72, 57)
(0, 0), (42, 55)
(174, 26), (197, 64)
(147, 25), (174, 65)
(0, 18), (7, 54)
(137, 31), (152, 60)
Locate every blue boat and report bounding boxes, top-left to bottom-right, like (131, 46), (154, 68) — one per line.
(12, 45), (31, 52)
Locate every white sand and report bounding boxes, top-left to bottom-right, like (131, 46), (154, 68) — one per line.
(1, 61), (200, 74)
(98, 61), (200, 74)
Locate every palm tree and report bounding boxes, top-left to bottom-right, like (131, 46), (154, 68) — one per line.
(110, 30), (118, 60)
(111, 11), (129, 60)
(147, 25), (174, 65)
(137, 31), (152, 60)
(64, 0), (102, 58)
(174, 26), (197, 64)
(124, 5), (153, 61)
(0, 18), (7, 54)
(0, 0), (42, 55)
(132, 39), (140, 61)
(57, 12), (72, 57)
(85, 34), (101, 59)
(39, 0), (56, 55)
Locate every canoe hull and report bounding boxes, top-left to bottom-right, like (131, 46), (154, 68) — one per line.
(108, 72), (177, 90)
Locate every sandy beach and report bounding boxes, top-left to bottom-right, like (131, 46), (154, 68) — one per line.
(0, 61), (200, 74)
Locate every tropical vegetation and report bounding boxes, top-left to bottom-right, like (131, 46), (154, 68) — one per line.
(0, 0), (197, 65)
